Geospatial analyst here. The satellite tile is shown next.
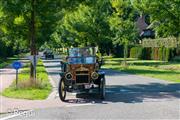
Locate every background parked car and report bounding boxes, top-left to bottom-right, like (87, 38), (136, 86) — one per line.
(43, 50), (54, 59)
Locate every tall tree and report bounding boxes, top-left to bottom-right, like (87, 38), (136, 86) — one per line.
(52, 0), (113, 54)
(0, 0), (62, 82)
(109, 0), (138, 64)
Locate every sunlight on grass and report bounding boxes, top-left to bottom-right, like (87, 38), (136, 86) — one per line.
(103, 57), (180, 83)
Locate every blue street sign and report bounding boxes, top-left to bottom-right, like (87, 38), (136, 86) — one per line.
(12, 61), (22, 70)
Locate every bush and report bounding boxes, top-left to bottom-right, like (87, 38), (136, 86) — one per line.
(157, 47), (172, 61)
(129, 46), (143, 59)
(165, 48), (170, 61)
(130, 47), (137, 58)
(158, 47), (164, 60)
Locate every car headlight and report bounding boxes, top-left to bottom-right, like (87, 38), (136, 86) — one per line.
(91, 72), (99, 80)
(65, 72), (73, 80)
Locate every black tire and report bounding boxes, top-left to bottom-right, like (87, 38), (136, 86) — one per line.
(58, 78), (66, 101)
(99, 76), (106, 99)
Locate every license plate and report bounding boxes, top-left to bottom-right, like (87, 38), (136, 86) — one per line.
(84, 84), (90, 89)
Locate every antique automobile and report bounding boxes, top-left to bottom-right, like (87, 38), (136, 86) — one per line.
(43, 50), (54, 59)
(58, 47), (105, 101)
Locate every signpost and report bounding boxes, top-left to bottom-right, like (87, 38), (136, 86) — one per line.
(28, 55), (38, 81)
(12, 61), (22, 88)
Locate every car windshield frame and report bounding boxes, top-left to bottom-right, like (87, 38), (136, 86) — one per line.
(67, 56), (96, 64)
(67, 47), (97, 64)
(68, 47), (96, 57)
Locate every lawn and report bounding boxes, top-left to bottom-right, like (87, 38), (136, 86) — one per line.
(0, 57), (17, 68)
(0, 53), (27, 68)
(1, 59), (52, 100)
(102, 57), (180, 83)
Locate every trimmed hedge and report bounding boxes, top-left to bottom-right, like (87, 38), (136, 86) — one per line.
(130, 47), (143, 59)
(129, 46), (173, 61)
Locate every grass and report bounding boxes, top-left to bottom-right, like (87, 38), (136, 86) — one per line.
(0, 58), (17, 68)
(102, 57), (180, 83)
(1, 59), (52, 100)
(0, 53), (27, 68)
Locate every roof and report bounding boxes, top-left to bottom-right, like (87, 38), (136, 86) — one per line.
(136, 15), (148, 33)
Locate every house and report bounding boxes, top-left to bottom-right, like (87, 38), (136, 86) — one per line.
(136, 15), (155, 39)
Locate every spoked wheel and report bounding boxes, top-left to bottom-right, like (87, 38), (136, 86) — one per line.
(99, 76), (106, 99)
(58, 78), (66, 101)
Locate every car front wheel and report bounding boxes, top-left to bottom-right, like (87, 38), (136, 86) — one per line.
(58, 78), (66, 101)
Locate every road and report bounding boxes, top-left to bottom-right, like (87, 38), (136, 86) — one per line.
(8, 57), (180, 120)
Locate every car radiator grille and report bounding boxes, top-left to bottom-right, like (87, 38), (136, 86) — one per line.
(76, 75), (89, 83)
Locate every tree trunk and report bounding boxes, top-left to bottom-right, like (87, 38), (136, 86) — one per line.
(123, 41), (128, 67)
(30, 0), (36, 82)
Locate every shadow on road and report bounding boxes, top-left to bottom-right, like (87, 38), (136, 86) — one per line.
(64, 83), (180, 104)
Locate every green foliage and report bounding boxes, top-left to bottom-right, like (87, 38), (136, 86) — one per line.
(158, 47), (166, 61)
(165, 48), (170, 61)
(1, 0), (178, 60)
(149, 47), (172, 61)
(151, 48), (155, 60)
(108, 0), (139, 62)
(52, 0), (113, 51)
(130, 46), (143, 59)
(158, 47), (164, 60)
(142, 37), (179, 48)
(133, 0), (180, 37)
(130, 47), (137, 58)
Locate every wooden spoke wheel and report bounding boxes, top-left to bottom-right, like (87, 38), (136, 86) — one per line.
(58, 78), (66, 101)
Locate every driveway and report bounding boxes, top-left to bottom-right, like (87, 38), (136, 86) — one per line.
(6, 57), (180, 119)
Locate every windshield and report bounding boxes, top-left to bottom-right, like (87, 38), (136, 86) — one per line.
(68, 47), (95, 57)
(67, 56), (96, 64)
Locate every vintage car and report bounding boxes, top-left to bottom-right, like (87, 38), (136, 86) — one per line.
(58, 47), (105, 101)
(43, 50), (54, 59)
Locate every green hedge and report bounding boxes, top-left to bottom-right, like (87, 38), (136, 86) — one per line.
(130, 46), (143, 59)
(129, 46), (173, 61)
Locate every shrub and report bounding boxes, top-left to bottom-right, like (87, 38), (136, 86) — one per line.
(158, 47), (163, 60)
(129, 47), (141, 59)
(165, 48), (170, 61)
(141, 48), (148, 60)
(137, 47), (143, 59)
(151, 48), (155, 60)
(130, 47), (137, 58)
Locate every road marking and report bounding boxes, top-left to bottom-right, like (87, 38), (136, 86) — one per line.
(0, 110), (33, 120)
(65, 103), (93, 107)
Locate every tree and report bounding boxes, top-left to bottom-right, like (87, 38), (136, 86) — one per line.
(52, 0), (113, 55)
(109, 0), (138, 65)
(0, 0), (63, 82)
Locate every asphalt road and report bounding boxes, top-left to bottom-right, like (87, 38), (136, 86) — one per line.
(9, 57), (180, 120)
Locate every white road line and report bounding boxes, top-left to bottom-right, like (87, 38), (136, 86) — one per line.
(65, 103), (93, 108)
(0, 110), (33, 120)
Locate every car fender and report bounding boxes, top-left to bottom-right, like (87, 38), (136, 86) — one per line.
(98, 71), (105, 78)
(59, 72), (65, 77)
